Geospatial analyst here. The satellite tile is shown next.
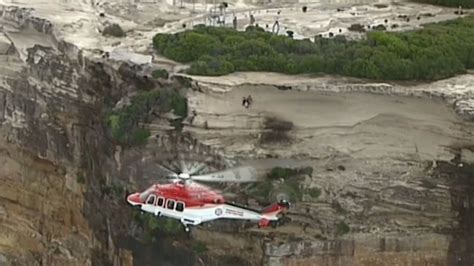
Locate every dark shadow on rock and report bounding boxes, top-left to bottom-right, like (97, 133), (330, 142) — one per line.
(260, 116), (293, 145)
(438, 156), (474, 265)
(119, 236), (196, 266)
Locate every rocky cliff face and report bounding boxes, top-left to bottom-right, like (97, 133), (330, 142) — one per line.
(0, 5), (236, 266)
(181, 75), (474, 265)
(0, 48), (109, 265)
(0, 6), (144, 264)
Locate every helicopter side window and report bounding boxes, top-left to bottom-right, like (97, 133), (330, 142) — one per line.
(175, 201), (185, 212)
(146, 194), (156, 205)
(156, 197), (164, 207)
(166, 199), (175, 210)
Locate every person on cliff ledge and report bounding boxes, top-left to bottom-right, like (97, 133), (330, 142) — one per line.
(246, 95), (253, 108)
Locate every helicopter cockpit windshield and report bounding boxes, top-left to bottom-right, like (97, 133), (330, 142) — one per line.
(139, 185), (156, 202)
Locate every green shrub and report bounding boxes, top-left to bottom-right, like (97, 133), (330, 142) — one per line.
(153, 32), (220, 62)
(279, 182), (302, 202)
(103, 24), (126, 37)
(152, 16), (474, 81)
(267, 167), (299, 180)
(107, 90), (160, 146)
(218, 255), (249, 266)
(332, 201), (347, 214)
(151, 69), (169, 79)
(267, 166), (313, 179)
(188, 56), (235, 76)
(111, 183), (124, 196)
(76, 175), (85, 184)
(168, 90), (188, 117)
(336, 221), (350, 236)
(306, 187), (321, 199)
(192, 241), (208, 254)
(107, 89), (187, 146)
(414, 0), (474, 8)
(128, 128), (151, 146)
(300, 167), (313, 176)
(248, 181), (274, 204)
(348, 24), (365, 32)
(160, 218), (183, 234)
(134, 212), (184, 239)
(372, 24), (386, 31)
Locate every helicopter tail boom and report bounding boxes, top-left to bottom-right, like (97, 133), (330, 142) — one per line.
(261, 200), (290, 216)
(258, 200), (290, 228)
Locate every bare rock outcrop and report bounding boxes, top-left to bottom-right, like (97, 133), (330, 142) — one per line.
(183, 73), (474, 265)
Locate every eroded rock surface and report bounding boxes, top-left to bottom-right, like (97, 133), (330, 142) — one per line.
(182, 74), (474, 265)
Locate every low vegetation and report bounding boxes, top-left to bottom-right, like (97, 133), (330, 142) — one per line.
(414, 0), (474, 8)
(374, 4), (388, 8)
(107, 90), (160, 146)
(248, 182), (273, 205)
(101, 183), (125, 198)
(267, 167), (299, 180)
(192, 241), (208, 254)
(153, 16), (474, 80)
(372, 24), (386, 31)
(133, 211), (184, 242)
(248, 167), (314, 204)
(332, 201), (348, 215)
(267, 166), (313, 180)
(218, 255), (250, 266)
(151, 69), (169, 79)
(306, 187), (321, 199)
(76, 174), (85, 184)
(102, 23), (126, 37)
(106, 89), (187, 147)
(348, 23), (365, 32)
(336, 221), (350, 236)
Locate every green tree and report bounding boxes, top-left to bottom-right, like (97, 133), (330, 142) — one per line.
(414, 0), (474, 8)
(152, 16), (474, 81)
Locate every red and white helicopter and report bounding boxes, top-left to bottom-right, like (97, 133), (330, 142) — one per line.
(126, 163), (290, 232)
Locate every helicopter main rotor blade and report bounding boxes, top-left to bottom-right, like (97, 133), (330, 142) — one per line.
(167, 159), (181, 174)
(190, 166), (257, 183)
(188, 156), (214, 175)
(152, 164), (178, 178)
(178, 154), (189, 174)
(182, 180), (224, 197)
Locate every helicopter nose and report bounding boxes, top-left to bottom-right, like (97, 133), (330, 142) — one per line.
(127, 193), (141, 206)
